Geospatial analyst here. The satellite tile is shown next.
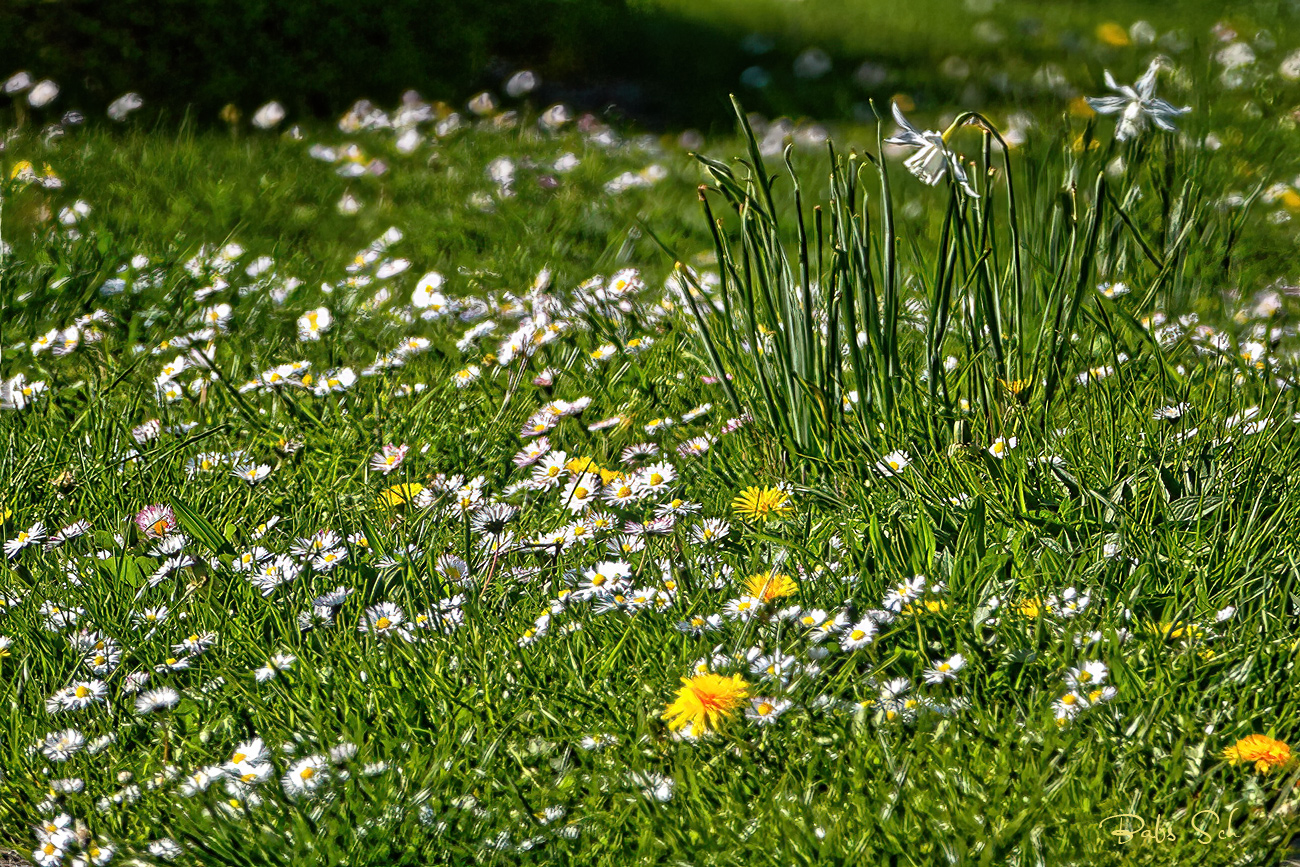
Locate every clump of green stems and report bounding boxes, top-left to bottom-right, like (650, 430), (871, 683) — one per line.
(668, 96), (1238, 473)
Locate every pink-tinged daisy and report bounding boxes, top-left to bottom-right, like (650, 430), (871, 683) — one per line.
(135, 504), (176, 540)
(370, 444), (408, 475)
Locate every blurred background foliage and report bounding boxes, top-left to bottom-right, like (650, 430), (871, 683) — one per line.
(4, 0), (1298, 130)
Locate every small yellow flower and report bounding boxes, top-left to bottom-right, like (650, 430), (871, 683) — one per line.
(1150, 620), (1206, 642)
(663, 673), (749, 735)
(1222, 735), (1291, 774)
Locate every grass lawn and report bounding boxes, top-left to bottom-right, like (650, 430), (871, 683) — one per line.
(4, 2), (1300, 865)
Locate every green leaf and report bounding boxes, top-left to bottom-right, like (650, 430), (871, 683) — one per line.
(173, 499), (235, 556)
(1167, 496), (1224, 523)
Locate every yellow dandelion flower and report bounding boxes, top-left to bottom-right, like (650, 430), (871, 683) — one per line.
(732, 486), (792, 521)
(379, 483), (424, 509)
(1016, 597), (1044, 619)
(565, 456), (601, 476)
(745, 571), (797, 603)
(1096, 22), (1130, 47)
(663, 673), (749, 735)
(1222, 735), (1291, 774)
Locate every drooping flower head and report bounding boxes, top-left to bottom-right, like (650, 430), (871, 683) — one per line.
(663, 673), (749, 735)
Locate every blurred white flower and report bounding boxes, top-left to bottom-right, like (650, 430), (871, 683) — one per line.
(1281, 49), (1300, 81)
(252, 101), (286, 129)
(28, 79), (59, 107)
(394, 128), (421, 154)
(4, 71), (31, 94)
(1216, 42), (1256, 70)
(505, 71), (539, 97)
(539, 104), (571, 130)
(107, 93), (144, 121)
(793, 48), (832, 79)
(468, 92), (497, 116)
(337, 192), (361, 215)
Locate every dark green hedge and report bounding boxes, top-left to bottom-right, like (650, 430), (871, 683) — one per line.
(0, 0), (629, 120)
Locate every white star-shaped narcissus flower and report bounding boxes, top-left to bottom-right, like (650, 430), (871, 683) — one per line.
(1085, 58), (1191, 142)
(884, 103), (980, 197)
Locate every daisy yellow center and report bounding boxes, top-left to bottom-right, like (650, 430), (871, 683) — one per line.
(850, 630), (867, 641)
(756, 702), (774, 715)
(374, 617), (392, 630)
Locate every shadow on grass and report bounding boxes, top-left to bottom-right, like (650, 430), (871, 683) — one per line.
(0, 0), (1293, 131)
